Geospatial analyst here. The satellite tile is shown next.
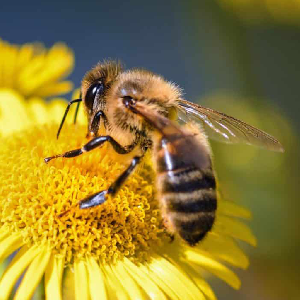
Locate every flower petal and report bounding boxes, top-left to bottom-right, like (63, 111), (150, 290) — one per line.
(123, 257), (167, 300)
(0, 89), (31, 134)
(14, 246), (51, 300)
(0, 245), (39, 300)
(62, 266), (76, 300)
(202, 232), (249, 269)
(110, 260), (145, 300)
(0, 228), (9, 242)
(214, 215), (257, 246)
(16, 43), (35, 70)
(0, 233), (24, 264)
(18, 43), (74, 98)
(185, 248), (241, 289)
(148, 255), (205, 300)
(47, 98), (67, 122)
(169, 259), (217, 300)
(102, 264), (129, 300)
(33, 81), (73, 98)
(74, 260), (90, 300)
(188, 272), (217, 300)
(139, 261), (179, 300)
(27, 98), (49, 124)
(86, 256), (107, 300)
(45, 254), (64, 300)
(218, 200), (252, 219)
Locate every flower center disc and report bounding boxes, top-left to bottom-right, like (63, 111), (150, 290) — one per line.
(0, 125), (166, 264)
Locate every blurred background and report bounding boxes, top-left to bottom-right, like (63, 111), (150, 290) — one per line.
(1, 0), (299, 299)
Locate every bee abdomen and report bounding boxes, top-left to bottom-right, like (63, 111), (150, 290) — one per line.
(164, 190), (217, 213)
(171, 211), (215, 246)
(160, 167), (216, 193)
(159, 166), (217, 245)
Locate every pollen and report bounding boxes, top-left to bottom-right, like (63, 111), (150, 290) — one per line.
(0, 124), (165, 264)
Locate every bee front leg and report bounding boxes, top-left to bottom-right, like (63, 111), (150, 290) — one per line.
(44, 135), (132, 163)
(79, 156), (142, 209)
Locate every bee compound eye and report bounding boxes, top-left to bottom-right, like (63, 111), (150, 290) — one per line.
(85, 82), (104, 111)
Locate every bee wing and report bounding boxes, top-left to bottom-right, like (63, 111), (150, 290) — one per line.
(177, 99), (284, 152)
(131, 102), (212, 170)
(132, 102), (185, 137)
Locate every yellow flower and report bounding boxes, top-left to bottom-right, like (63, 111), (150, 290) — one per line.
(0, 38), (74, 98)
(0, 90), (256, 300)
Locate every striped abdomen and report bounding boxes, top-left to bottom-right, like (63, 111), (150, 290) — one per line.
(156, 136), (217, 246)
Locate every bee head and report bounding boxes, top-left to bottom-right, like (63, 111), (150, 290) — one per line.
(105, 70), (182, 133)
(81, 60), (122, 136)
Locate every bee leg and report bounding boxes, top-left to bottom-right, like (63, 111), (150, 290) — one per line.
(168, 233), (175, 243)
(44, 135), (133, 163)
(79, 156), (142, 209)
(162, 228), (175, 243)
(162, 218), (175, 243)
(73, 97), (81, 125)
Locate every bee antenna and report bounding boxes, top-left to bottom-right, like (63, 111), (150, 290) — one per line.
(73, 91), (82, 125)
(73, 100), (81, 125)
(57, 98), (82, 139)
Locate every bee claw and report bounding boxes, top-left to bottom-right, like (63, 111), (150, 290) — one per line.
(169, 234), (175, 243)
(57, 209), (71, 218)
(44, 157), (53, 164)
(44, 155), (61, 163)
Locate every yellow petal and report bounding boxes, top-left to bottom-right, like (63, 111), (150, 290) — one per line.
(102, 264), (129, 300)
(138, 262), (178, 300)
(214, 215), (257, 246)
(0, 89), (32, 134)
(0, 245), (39, 300)
(123, 257), (167, 300)
(16, 44), (35, 70)
(45, 43), (74, 79)
(148, 255), (204, 300)
(62, 266), (76, 300)
(16, 43), (73, 97)
(0, 233), (24, 264)
(45, 255), (65, 300)
(190, 276), (216, 300)
(33, 81), (73, 98)
(185, 249), (241, 289)
(0, 228), (10, 242)
(14, 246), (51, 300)
(18, 53), (47, 95)
(157, 241), (216, 300)
(27, 98), (49, 124)
(74, 260), (90, 300)
(202, 232), (249, 269)
(86, 257), (107, 300)
(170, 259), (217, 300)
(218, 200), (252, 219)
(46, 98), (70, 127)
(110, 260), (145, 300)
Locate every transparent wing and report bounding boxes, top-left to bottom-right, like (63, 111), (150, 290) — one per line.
(177, 99), (284, 152)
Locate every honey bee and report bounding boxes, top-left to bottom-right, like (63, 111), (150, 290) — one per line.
(45, 60), (284, 246)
